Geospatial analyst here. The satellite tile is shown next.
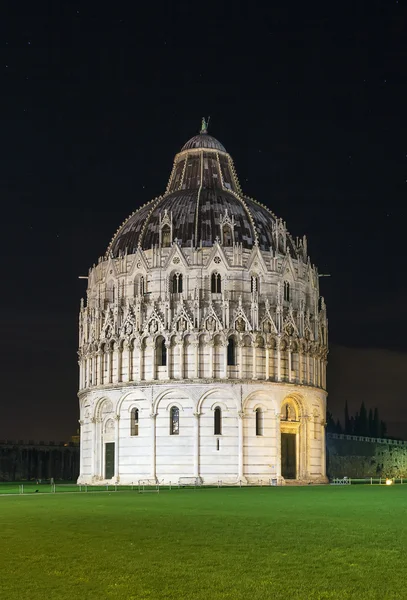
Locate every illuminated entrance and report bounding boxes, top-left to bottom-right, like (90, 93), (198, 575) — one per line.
(105, 442), (115, 479)
(281, 433), (296, 479)
(280, 397), (301, 481)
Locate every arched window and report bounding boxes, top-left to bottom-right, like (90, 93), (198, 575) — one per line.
(223, 225), (233, 246)
(134, 275), (145, 297)
(162, 225), (171, 247)
(283, 281), (290, 302)
(170, 406), (179, 435)
(106, 282), (115, 304)
(211, 272), (221, 294)
(255, 408), (263, 436)
(131, 408), (139, 436)
(227, 337), (236, 366)
(214, 407), (222, 435)
(157, 336), (167, 367)
(251, 275), (260, 294)
(172, 273), (183, 294)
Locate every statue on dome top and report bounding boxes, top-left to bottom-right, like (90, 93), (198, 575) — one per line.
(200, 116), (209, 133)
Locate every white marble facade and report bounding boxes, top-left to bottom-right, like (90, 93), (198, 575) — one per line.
(78, 126), (328, 485)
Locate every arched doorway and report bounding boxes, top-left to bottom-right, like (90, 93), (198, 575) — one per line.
(280, 398), (301, 480)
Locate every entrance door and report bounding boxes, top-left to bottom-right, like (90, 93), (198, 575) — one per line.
(105, 442), (115, 479)
(281, 433), (296, 479)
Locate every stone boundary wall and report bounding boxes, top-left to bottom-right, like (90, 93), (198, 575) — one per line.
(326, 434), (407, 478)
(327, 432), (407, 447)
(0, 442), (79, 482)
(0, 440), (77, 447)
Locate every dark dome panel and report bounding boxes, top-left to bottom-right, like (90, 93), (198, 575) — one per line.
(107, 129), (290, 257)
(110, 190), (268, 255)
(143, 191), (197, 248)
(244, 199), (275, 249)
(198, 190), (254, 248)
(181, 133), (226, 152)
(109, 202), (153, 256)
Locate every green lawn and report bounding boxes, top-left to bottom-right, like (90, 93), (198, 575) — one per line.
(1, 486), (406, 600)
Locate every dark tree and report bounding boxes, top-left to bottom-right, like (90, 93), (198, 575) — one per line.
(373, 408), (380, 438)
(326, 411), (336, 433)
(359, 402), (368, 436)
(344, 401), (351, 434)
(368, 408), (373, 437)
(335, 419), (343, 434)
(380, 420), (387, 438)
(354, 411), (360, 435)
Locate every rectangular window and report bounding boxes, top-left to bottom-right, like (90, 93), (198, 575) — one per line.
(131, 409), (139, 436)
(170, 406), (179, 435)
(214, 408), (222, 435)
(256, 409), (263, 436)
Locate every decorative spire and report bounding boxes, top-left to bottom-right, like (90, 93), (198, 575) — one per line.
(200, 116), (210, 134)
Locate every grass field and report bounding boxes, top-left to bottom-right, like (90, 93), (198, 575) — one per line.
(1, 486), (407, 600)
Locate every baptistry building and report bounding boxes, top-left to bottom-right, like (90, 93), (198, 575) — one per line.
(77, 121), (328, 485)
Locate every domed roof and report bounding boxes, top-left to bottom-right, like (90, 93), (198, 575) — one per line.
(181, 132), (226, 152)
(107, 125), (298, 258)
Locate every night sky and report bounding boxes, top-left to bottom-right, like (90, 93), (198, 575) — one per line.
(1, 2), (406, 441)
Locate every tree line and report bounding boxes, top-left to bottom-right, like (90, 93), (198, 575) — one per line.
(327, 401), (387, 438)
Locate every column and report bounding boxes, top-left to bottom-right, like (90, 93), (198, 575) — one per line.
(138, 342), (143, 381)
(151, 342), (157, 380)
(208, 341), (214, 379)
(114, 415), (120, 482)
(107, 350), (112, 384)
(78, 420), (84, 478)
(117, 347), (123, 383)
(306, 353), (310, 385)
(87, 358), (92, 387)
(238, 411), (245, 482)
(275, 412), (281, 479)
(179, 340), (184, 379)
(193, 412), (200, 478)
(127, 342), (132, 382)
(193, 341), (199, 379)
(265, 345), (270, 380)
(150, 413), (157, 480)
(288, 348), (292, 382)
(165, 341), (171, 379)
(321, 419), (327, 479)
(299, 416), (307, 480)
(299, 351), (303, 384)
(98, 350), (104, 385)
(91, 417), (97, 479)
(222, 343), (228, 379)
(238, 342), (243, 379)
(277, 340), (281, 382)
(252, 344), (257, 379)
(78, 360), (82, 390)
(92, 354), (96, 386)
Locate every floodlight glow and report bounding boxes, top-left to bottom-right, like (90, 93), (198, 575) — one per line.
(385, 479), (393, 486)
